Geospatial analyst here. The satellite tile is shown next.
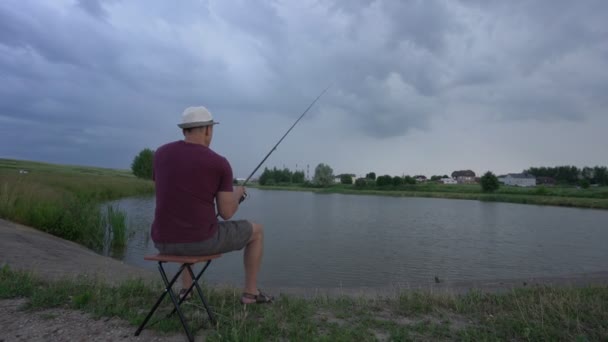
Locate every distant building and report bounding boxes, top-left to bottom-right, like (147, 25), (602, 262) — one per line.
(440, 178), (457, 184)
(334, 174), (355, 184)
(18, 169), (29, 174)
(451, 170), (476, 184)
(503, 173), (536, 187)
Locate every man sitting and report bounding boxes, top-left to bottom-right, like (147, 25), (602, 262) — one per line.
(151, 106), (272, 304)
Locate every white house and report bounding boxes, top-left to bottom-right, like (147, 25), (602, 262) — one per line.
(440, 178), (457, 184)
(503, 173), (536, 187)
(451, 170), (476, 184)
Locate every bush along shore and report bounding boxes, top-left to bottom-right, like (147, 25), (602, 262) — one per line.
(0, 158), (154, 250)
(1, 266), (607, 341)
(251, 183), (608, 210)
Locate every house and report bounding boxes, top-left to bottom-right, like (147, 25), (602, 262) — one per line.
(440, 178), (457, 184)
(334, 174), (355, 184)
(503, 173), (536, 187)
(451, 170), (476, 184)
(18, 169), (29, 174)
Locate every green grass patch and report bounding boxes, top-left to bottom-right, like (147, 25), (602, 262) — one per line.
(0, 158), (153, 250)
(1, 266), (606, 341)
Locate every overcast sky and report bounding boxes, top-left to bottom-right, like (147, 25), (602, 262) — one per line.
(1, 0), (607, 178)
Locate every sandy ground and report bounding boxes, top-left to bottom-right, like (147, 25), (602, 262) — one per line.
(1, 218), (607, 341)
(0, 299), (189, 342)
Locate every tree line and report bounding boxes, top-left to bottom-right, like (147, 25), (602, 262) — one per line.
(525, 166), (608, 185)
(258, 167), (305, 185)
(130, 148), (608, 188)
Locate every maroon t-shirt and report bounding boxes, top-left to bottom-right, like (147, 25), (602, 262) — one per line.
(151, 140), (233, 243)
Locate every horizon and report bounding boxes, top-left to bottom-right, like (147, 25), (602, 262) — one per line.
(3, 156), (606, 181)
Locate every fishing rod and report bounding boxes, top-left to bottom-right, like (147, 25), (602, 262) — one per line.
(238, 84), (332, 203)
(215, 84), (331, 218)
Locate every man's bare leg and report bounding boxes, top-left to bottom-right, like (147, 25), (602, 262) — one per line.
(182, 267), (192, 291)
(243, 222), (264, 296)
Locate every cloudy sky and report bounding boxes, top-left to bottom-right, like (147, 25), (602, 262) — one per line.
(1, 0), (607, 178)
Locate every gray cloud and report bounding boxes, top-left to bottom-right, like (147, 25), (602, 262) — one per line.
(0, 0), (607, 171)
(77, 0), (109, 19)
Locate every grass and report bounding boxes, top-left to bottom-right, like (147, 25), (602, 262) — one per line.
(0, 158), (153, 250)
(1, 266), (607, 341)
(251, 183), (608, 210)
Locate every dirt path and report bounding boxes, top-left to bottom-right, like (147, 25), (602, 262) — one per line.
(0, 219), (198, 341)
(0, 299), (188, 342)
(0, 219), (155, 284)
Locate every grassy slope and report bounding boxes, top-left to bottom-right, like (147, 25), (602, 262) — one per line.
(0, 158), (154, 249)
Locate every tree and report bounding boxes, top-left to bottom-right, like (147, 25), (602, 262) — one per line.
(376, 175), (392, 186)
(392, 176), (403, 186)
(365, 172), (376, 180)
(131, 148), (154, 180)
(594, 166), (608, 185)
(404, 175), (416, 185)
(313, 163), (334, 187)
(292, 171), (305, 184)
(480, 171), (499, 193)
(259, 167), (271, 185)
(579, 179), (590, 189)
(355, 178), (367, 188)
(340, 174), (353, 184)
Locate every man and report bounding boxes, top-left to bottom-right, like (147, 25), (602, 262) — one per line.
(151, 106), (272, 304)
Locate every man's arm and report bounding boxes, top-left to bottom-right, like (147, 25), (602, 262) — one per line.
(216, 186), (246, 220)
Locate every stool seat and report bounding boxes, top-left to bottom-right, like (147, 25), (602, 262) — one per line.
(144, 254), (222, 264)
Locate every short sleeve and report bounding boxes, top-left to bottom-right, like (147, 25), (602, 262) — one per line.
(218, 157), (234, 192)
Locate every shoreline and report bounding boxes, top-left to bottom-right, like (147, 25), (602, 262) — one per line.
(1, 218), (606, 294)
(250, 185), (608, 210)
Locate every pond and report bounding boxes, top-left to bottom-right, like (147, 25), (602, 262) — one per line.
(105, 188), (608, 288)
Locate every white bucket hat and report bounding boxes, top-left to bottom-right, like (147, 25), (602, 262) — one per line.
(178, 106), (220, 129)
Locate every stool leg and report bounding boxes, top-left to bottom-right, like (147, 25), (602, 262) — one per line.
(170, 261), (215, 324)
(188, 262), (216, 324)
(160, 263), (195, 342)
(135, 263), (190, 339)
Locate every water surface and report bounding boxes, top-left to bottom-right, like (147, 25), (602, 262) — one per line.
(106, 189), (608, 288)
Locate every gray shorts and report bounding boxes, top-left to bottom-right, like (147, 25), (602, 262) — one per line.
(154, 220), (253, 256)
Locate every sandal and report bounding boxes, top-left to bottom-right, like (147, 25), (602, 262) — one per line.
(240, 289), (274, 304)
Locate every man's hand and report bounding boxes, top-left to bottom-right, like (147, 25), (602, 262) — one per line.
(234, 186), (247, 203)
(217, 186), (247, 220)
